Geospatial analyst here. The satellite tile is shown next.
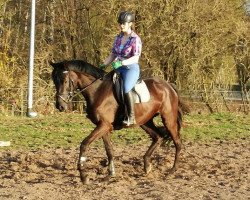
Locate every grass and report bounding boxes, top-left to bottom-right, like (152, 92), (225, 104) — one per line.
(182, 113), (250, 141)
(0, 112), (249, 150)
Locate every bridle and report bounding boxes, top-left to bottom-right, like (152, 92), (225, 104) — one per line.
(56, 70), (102, 103)
(56, 71), (75, 103)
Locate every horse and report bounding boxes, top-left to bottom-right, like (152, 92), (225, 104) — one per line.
(50, 60), (183, 184)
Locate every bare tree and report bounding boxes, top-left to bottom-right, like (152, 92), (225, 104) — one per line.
(0, 0), (249, 113)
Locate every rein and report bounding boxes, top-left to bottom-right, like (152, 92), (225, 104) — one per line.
(57, 70), (112, 103)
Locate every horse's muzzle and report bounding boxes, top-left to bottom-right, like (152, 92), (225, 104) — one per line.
(56, 102), (68, 112)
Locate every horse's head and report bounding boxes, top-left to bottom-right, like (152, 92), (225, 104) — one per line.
(50, 61), (78, 112)
(50, 60), (106, 112)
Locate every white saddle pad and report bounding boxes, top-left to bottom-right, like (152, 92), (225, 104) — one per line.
(134, 80), (150, 103)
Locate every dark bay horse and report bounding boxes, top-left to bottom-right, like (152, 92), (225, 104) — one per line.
(50, 60), (183, 184)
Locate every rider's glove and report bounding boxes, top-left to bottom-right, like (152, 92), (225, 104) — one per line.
(111, 60), (122, 69)
(99, 64), (106, 70)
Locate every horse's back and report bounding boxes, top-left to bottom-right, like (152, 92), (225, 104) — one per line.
(143, 77), (177, 97)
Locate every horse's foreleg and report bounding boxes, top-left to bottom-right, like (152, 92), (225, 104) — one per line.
(102, 134), (115, 176)
(141, 121), (163, 175)
(78, 123), (111, 184)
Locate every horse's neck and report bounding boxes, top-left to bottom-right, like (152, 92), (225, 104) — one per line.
(81, 78), (113, 108)
(77, 70), (114, 106)
(79, 76), (102, 104)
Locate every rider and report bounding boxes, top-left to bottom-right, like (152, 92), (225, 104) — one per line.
(100, 11), (142, 126)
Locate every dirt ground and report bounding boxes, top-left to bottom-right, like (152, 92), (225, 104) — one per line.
(0, 139), (249, 200)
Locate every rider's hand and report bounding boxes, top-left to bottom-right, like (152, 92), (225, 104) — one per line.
(99, 64), (106, 70)
(111, 61), (122, 69)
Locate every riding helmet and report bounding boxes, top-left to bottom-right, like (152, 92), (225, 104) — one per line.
(117, 11), (134, 24)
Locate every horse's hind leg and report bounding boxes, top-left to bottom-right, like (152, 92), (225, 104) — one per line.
(102, 134), (115, 176)
(141, 120), (163, 174)
(161, 113), (181, 173)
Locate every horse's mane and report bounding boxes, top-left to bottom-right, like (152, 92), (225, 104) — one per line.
(65, 60), (106, 79)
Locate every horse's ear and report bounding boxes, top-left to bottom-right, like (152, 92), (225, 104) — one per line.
(49, 60), (56, 68)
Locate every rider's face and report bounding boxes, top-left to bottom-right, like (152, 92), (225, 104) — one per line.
(119, 22), (132, 33)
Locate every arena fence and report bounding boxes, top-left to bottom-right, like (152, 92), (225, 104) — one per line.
(0, 88), (249, 116)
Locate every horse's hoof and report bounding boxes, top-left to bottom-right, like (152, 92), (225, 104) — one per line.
(80, 175), (90, 185)
(168, 167), (177, 174)
(144, 163), (152, 175)
(101, 174), (116, 182)
(80, 171), (90, 185)
(109, 171), (116, 177)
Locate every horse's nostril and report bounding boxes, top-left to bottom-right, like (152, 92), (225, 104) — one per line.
(55, 103), (63, 111)
(56, 102), (64, 111)
(59, 106), (64, 112)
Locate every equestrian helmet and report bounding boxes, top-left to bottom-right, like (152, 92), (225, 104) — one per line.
(117, 11), (134, 24)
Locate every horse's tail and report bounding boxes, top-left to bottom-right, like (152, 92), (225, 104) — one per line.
(177, 106), (183, 134)
(169, 83), (190, 114)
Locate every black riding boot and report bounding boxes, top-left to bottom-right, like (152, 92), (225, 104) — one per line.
(123, 90), (136, 126)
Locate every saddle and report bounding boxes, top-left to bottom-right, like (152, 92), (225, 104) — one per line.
(112, 72), (150, 105)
